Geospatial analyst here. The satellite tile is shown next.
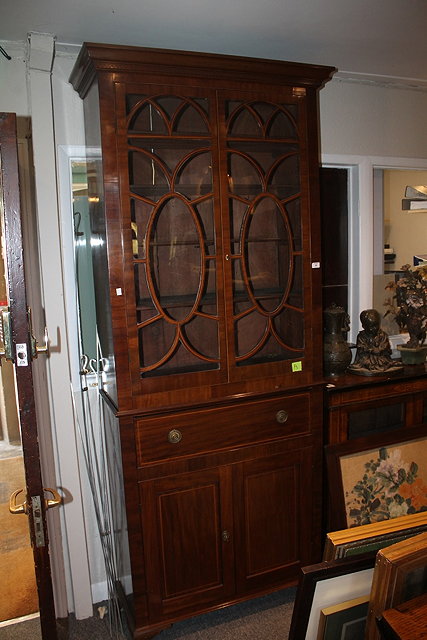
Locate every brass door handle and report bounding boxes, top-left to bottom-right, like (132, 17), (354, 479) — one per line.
(9, 487), (62, 515)
(9, 489), (28, 514)
(44, 488), (62, 510)
(28, 308), (49, 358)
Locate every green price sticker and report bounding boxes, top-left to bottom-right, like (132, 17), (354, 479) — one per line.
(291, 361), (302, 372)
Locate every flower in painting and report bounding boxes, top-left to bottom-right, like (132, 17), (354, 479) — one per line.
(375, 449), (410, 492)
(345, 446), (427, 527)
(388, 499), (409, 519)
(399, 477), (427, 511)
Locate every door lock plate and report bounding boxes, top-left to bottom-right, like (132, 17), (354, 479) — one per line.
(31, 495), (45, 548)
(16, 343), (28, 366)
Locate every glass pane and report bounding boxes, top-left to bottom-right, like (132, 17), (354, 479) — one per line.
(127, 95), (209, 136)
(289, 255), (304, 308)
(72, 164), (97, 361)
(273, 307), (304, 351)
(227, 102), (297, 139)
(85, 156), (117, 403)
(285, 198), (302, 252)
(149, 198), (202, 322)
(128, 147), (170, 200)
(245, 197), (291, 313)
(269, 153), (300, 199)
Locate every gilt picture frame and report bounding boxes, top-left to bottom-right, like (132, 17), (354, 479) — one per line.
(325, 424), (427, 530)
(317, 594), (369, 640)
(365, 531), (427, 640)
(323, 511), (427, 560)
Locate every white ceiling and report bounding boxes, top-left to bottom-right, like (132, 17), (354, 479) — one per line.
(1, 0), (426, 82)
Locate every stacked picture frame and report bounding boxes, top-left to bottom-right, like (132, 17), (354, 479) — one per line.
(289, 422), (427, 640)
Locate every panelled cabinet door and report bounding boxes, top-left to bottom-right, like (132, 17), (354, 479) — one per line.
(233, 447), (318, 593)
(139, 466), (234, 621)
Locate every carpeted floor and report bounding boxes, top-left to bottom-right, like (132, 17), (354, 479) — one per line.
(156, 587), (296, 639)
(0, 587), (296, 639)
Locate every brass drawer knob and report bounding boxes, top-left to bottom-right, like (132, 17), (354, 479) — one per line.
(276, 410), (289, 424)
(222, 530), (231, 543)
(167, 428), (183, 444)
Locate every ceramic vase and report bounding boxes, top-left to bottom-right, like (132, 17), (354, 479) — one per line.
(323, 304), (352, 376)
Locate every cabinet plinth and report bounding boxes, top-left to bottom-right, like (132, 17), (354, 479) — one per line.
(70, 43), (334, 638)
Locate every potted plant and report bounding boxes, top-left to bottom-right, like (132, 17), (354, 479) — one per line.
(384, 264), (427, 364)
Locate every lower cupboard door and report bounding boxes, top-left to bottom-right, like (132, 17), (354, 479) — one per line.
(139, 466), (235, 620)
(234, 447), (319, 593)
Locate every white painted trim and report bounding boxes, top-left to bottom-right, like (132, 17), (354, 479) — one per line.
(26, 32), (93, 619)
(91, 574), (133, 605)
(334, 70), (427, 92)
(321, 154), (427, 337)
(321, 157), (362, 341)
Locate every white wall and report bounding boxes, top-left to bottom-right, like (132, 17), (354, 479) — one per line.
(0, 42), (28, 114)
(1, 37), (427, 617)
(320, 79), (427, 158)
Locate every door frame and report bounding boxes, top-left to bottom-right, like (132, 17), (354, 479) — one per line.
(322, 153), (427, 343)
(27, 32), (93, 618)
(0, 112), (57, 638)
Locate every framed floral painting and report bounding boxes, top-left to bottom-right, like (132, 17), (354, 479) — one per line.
(325, 425), (427, 530)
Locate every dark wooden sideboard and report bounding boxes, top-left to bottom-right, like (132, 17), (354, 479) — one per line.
(323, 364), (427, 532)
(324, 364), (427, 445)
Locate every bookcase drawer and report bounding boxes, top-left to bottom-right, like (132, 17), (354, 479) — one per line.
(135, 393), (311, 465)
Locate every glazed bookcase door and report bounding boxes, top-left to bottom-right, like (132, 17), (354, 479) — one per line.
(116, 83), (228, 395)
(114, 81), (316, 399)
(217, 89), (313, 384)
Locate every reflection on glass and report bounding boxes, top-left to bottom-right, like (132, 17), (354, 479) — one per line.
(72, 160), (97, 362)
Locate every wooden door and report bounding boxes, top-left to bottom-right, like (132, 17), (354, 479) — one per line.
(139, 466), (235, 623)
(0, 112), (58, 639)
